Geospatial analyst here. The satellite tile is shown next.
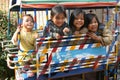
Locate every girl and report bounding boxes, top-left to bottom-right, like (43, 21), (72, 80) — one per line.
(68, 9), (88, 46)
(65, 9), (87, 80)
(69, 9), (88, 35)
(43, 4), (71, 39)
(86, 13), (113, 46)
(85, 13), (113, 80)
(11, 14), (39, 78)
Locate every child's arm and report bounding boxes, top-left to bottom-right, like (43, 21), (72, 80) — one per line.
(63, 27), (72, 36)
(43, 26), (49, 37)
(43, 26), (60, 39)
(11, 27), (21, 45)
(87, 28), (113, 46)
(102, 28), (113, 46)
(63, 27), (70, 35)
(87, 32), (104, 44)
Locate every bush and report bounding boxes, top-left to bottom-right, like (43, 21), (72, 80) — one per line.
(0, 10), (16, 79)
(0, 10), (16, 40)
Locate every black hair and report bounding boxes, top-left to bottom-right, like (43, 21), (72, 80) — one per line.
(86, 13), (100, 31)
(22, 14), (34, 23)
(69, 9), (86, 32)
(51, 5), (66, 18)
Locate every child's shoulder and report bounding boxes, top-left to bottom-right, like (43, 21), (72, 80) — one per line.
(32, 30), (40, 38)
(32, 30), (39, 34)
(62, 22), (69, 27)
(80, 27), (88, 34)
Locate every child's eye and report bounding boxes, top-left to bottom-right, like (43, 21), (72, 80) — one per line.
(75, 18), (78, 20)
(75, 18), (84, 20)
(94, 21), (97, 24)
(26, 20), (34, 22)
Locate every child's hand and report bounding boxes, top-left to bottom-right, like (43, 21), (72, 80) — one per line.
(74, 31), (79, 35)
(55, 33), (61, 39)
(63, 27), (70, 35)
(34, 33), (39, 39)
(87, 32), (102, 41)
(16, 25), (21, 33)
(63, 27), (70, 33)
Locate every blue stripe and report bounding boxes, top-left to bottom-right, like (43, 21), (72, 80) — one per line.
(87, 44), (93, 48)
(80, 57), (86, 63)
(34, 9), (37, 29)
(61, 46), (67, 52)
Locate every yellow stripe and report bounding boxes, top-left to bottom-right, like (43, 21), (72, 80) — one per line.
(84, 65), (89, 68)
(90, 56), (94, 59)
(112, 52), (117, 56)
(70, 36), (81, 50)
(105, 6), (118, 29)
(104, 76), (106, 80)
(70, 45), (75, 50)
(42, 48), (48, 54)
(35, 63), (40, 67)
(60, 66), (65, 72)
(106, 17), (113, 29)
(60, 60), (68, 72)
(114, 74), (116, 80)
(14, 69), (16, 79)
(108, 61), (114, 64)
(82, 74), (85, 80)
(40, 56), (45, 62)
(84, 56), (94, 68)
(14, 66), (19, 69)
(116, 43), (118, 55)
(64, 60), (68, 63)
(48, 39), (52, 48)
(42, 38), (52, 54)
(19, 14), (22, 19)
(18, 59), (23, 62)
(46, 15), (48, 20)
(95, 43), (101, 47)
(106, 63), (108, 70)
(18, 34), (20, 39)
(31, 70), (37, 73)
(36, 57), (39, 75)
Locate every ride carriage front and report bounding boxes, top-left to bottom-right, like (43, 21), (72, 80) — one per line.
(5, 0), (120, 80)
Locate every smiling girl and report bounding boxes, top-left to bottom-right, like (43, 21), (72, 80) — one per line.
(86, 13), (113, 46)
(69, 9), (87, 35)
(43, 5), (71, 39)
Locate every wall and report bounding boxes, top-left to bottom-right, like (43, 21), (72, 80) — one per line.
(0, 0), (9, 12)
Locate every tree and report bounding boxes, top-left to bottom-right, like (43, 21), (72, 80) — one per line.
(0, 10), (16, 80)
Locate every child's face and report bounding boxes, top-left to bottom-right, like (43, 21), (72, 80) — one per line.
(52, 13), (66, 27)
(73, 13), (84, 30)
(22, 16), (34, 30)
(88, 17), (98, 32)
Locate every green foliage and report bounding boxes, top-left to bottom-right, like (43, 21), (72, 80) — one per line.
(0, 45), (14, 80)
(0, 10), (16, 79)
(0, 10), (8, 40)
(0, 10), (16, 40)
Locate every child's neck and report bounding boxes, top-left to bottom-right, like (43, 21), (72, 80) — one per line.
(23, 27), (32, 32)
(76, 27), (80, 31)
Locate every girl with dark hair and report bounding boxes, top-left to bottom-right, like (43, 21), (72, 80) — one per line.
(86, 13), (113, 46)
(43, 5), (71, 39)
(69, 9), (88, 35)
(85, 13), (113, 80)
